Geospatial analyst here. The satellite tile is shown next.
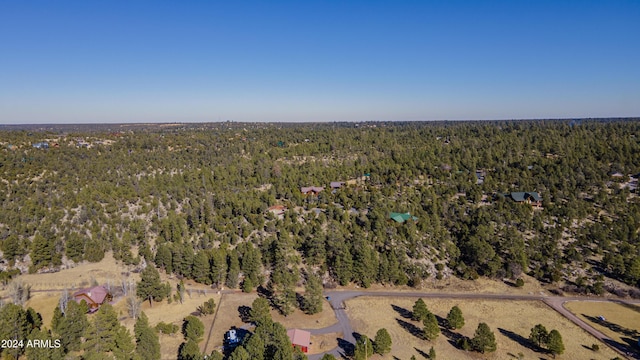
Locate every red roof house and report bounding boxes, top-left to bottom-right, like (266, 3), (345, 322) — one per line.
(301, 186), (324, 195)
(287, 329), (311, 353)
(73, 285), (111, 312)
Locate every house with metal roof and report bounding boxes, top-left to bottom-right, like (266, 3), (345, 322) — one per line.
(73, 285), (111, 312)
(287, 329), (311, 353)
(389, 212), (418, 223)
(506, 192), (542, 206)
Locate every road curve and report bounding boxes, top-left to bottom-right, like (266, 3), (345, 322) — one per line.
(307, 290), (640, 360)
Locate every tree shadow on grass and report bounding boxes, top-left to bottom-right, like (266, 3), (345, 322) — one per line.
(583, 314), (640, 338)
(396, 318), (424, 339)
(337, 337), (354, 357)
(498, 327), (543, 353)
(414, 347), (431, 358)
(237, 305), (251, 323)
(391, 304), (413, 319)
(441, 326), (464, 349)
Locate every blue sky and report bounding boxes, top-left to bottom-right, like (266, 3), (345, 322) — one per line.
(1, 1), (639, 123)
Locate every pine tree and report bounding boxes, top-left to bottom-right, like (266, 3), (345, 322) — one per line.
(446, 305), (464, 330)
(529, 324), (549, 348)
(250, 297), (272, 326)
(25, 328), (65, 360)
(178, 339), (203, 360)
(113, 326), (136, 360)
(373, 328), (392, 355)
(228, 346), (250, 360)
(192, 250), (212, 285)
(182, 315), (204, 342)
(226, 251), (241, 288)
(84, 304), (120, 354)
(135, 312), (161, 360)
(244, 332), (266, 360)
(137, 265), (169, 305)
(302, 271), (323, 315)
(472, 322), (497, 353)
(354, 336), (374, 360)
(423, 312), (440, 340)
(0, 303), (30, 359)
(412, 298), (429, 322)
(428, 346), (436, 359)
(547, 329), (565, 358)
(56, 300), (89, 352)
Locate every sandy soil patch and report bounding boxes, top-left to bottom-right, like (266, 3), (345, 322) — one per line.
(310, 332), (342, 354)
(565, 301), (640, 352)
(346, 297), (618, 360)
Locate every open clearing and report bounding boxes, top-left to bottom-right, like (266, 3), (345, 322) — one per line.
(346, 297), (618, 360)
(565, 301), (640, 353)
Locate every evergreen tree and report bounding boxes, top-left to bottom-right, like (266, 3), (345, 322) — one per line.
(113, 326), (136, 360)
(192, 250), (211, 285)
(302, 271), (323, 315)
(178, 339), (203, 360)
(244, 332), (266, 360)
(84, 304), (120, 354)
(373, 328), (392, 355)
(412, 298), (429, 322)
(354, 336), (374, 360)
(226, 250), (241, 288)
(250, 297), (272, 326)
(25, 328), (65, 360)
(228, 346), (250, 360)
(529, 323), (548, 348)
(0, 303), (30, 359)
(472, 322), (497, 353)
(137, 265), (170, 305)
(135, 312), (161, 360)
(446, 305), (464, 330)
(428, 346), (436, 359)
(56, 300), (89, 352)
(423, 312), (440, 340)
(182, 315), (204, 342)
(210, 249), (228, 288)
(547, 329), (565, 358)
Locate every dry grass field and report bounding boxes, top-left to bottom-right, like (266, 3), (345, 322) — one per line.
(346, 297), (619, 360)
(6, 252), (141, 293)
(347, 273), (550, 296)
(564, 301), (640, 353)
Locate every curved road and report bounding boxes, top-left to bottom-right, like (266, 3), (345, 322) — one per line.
(306, 290), (640, 360)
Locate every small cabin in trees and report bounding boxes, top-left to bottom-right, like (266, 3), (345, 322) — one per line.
(267, 205), (287, 217)
(73, 285), (111, 312)
(506, 192), (542, 207)
(389, 212), (418, 223)
(301, 186), (324, 195)
(32, 142), (49, 149)
(287, 329), (311, 353)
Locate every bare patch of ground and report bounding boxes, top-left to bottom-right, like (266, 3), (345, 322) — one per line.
(346, 297), (618, 360)
(309, 332), (342, 354)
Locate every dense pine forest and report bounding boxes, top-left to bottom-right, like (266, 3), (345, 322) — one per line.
(1, 119), (640, 302)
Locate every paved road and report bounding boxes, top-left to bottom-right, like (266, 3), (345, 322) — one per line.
(307, 290), (640, 360)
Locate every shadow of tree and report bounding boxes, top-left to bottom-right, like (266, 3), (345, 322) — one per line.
(238, 305), (251, 323)
(396, 318), (424, 339)
(498, 327), (543, 353)
(391, 304), (413, 319)
(583, 314), (639, 338)
(337, 337), (354, 357)
(414, 347), (431, 358)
